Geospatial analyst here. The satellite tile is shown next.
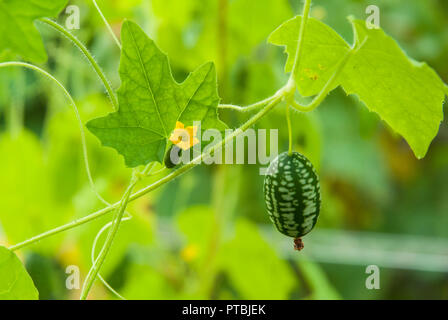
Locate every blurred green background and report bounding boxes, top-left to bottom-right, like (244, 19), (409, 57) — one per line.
(1, 0), (448, 300)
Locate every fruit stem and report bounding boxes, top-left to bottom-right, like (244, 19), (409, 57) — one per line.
(286, 103), (293, 155)
(294, 237), (304, 251)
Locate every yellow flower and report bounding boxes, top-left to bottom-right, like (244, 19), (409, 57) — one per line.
(169, 121), (200, 151)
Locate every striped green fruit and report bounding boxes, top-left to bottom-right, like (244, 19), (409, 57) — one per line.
(264, 151), (321, 250)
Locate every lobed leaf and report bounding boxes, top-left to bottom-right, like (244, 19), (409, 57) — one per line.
(269, 16), (447, 158)
(87, 21), (226, 167)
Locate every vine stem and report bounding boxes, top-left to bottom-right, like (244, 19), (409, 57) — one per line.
(90, 215), (131, 300)
(7, 77), (339, 253)
(0, 61), (110, 207)
(80, 162), (156, 299)
(8, 0), (336, 254)
(218, 95), (277, 112)
(219, 0), (312, 112)
(40, 18), (119, 110)
(79, 94), (289, 299)
(80, 173), (138, 300)
(286, 104), (293, 155)
(8, 90), (285, 252)
(290, 0), (312, 83)
(92, 0), (122, 49)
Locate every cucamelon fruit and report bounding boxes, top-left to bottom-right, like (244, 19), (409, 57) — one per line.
(264, 151), (321, 250)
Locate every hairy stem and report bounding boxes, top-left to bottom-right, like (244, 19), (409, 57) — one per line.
(80, 174), (138, 299)
(80, 163), (155, 299)
(290, 0), (312, 83)
(218, 95), (277, 112)
(90, 215), (132, 300)
(91, 0), (122, 49)
(9, 203), (116, 252)
(7, 0), (339, 255)
(40, 18), (118, 110)
(286, 104), (293, 155)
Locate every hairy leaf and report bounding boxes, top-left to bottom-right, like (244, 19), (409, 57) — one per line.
(269, 16), (446, 158)
(0, 0), (68, 63)
(0, 246), (39, 300)
(87, 21), (226, 167)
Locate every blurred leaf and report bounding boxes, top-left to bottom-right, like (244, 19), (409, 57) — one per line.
(318, 94), (391, 203)
(120, 264), (181, 299)
(219, 219), (295, 299)
(25, 253), (67, 300)
(244, 61), (280, 104)
(0, 0), (67, 63)
(228, 0), (292, 56)
(0, 246), (38, 299)
(0, 131), (70, 252)
(95, 0), (143, 20)
(177, 205), (215, 267)
(156, 166), (213, 218)
(151, 0), (292, 71)
(297, 257), (340, 300)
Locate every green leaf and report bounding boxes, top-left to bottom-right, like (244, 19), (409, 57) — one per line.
(269, 16), (447, 158)
(340, 20), (446, 158)
(0, 0), (68, 63)
(87, 21), (226, 167)
(0, 246), (39, 300)
(268, 16), (350, 97)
